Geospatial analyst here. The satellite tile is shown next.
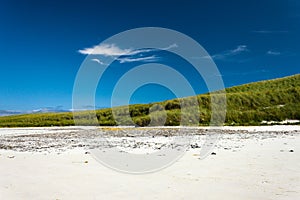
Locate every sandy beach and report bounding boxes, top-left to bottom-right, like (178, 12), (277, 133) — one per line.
(0, 126), (299, 200)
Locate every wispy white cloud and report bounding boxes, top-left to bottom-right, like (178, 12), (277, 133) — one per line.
(252, 30), (288, 34)
(220, 69), (268, 77)
(228, 45), (248, 54)
(78, 43), (178, 56)
(79, 44), (132, 56)
(162, 43), (178, 50)
(117, 55), (159, 63)
(207, 45), (249, 60)
(267, 50), (281, 55)
(79, 43), (177, 63)
(91, 58), (106, 65)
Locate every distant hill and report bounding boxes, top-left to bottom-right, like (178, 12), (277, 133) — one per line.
(0, 110), (22, 117)
(0, 74), (299, 127)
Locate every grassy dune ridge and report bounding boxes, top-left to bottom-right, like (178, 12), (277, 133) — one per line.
(0, 74), (299, 127)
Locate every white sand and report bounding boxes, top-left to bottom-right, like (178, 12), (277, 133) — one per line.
(0, 126), (299, 200)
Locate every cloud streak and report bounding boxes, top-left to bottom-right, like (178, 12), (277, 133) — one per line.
(91, 58), (106, 65)
(78, 43), (178, 56)
(162, 43), (178, 50)
(208, 45), (249, 60)
(252, 30), (288, 34)
(79, 43), (177, 63)
(79, 44), (132, 56)
(267, 50), (281, 55)
(228, 45), (248, 54)
(117, 55), (159, 63)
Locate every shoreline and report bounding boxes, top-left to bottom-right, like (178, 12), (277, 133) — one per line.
(0, 124), (299, 136)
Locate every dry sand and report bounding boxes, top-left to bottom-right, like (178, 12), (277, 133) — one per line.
(0, 126), (299, 200)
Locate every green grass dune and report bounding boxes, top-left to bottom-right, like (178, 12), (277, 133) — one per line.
(0, 74), (299, 127)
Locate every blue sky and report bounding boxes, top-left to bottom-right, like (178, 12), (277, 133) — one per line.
(0, 0), (299, 113)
